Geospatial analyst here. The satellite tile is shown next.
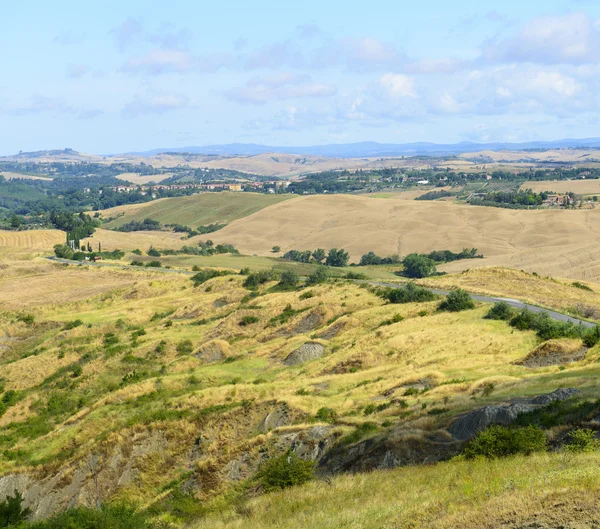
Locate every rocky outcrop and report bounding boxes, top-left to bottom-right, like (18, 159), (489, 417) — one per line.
(258, 403), (292, 432)
(283, 342), (325, 366)
(448, 388), (581, 441)
(195, 339), (231, 363)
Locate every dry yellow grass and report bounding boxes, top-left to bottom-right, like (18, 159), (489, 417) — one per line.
(0, 229), (64, 252)
(420, 267), (600, 313)
(83, 227), (189, 251)
(207, 194), (600, 280)
(0, 260), (142, 309)
(521, 179), (600, 195)
(197, 452), (600, 529)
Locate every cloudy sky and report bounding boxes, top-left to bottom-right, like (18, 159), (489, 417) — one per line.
(2, 0), (600, 154)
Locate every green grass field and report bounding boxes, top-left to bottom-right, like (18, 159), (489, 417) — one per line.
(102, 192), (295, 228)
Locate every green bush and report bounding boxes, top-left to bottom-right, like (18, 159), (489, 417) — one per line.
(383, 282), (436, 304)
(257, 451), (315, 492)
(438, 289), (474, 312)
(243, 270), (277, 290)
(299, 290), (315, 300)
(401, 254), (437, 278)
(563, 428), (600, 453)
(239, 315), (259, 326)
(145, 261), (162, 268)
(572, 281), (593, 292)
(306, 266), (330, 285)
(485, 302), (515, 321)
(191, 268), (232, 286)
(130, 260), (144, 267)
(463, 425), (547, 459)
(147, 247), (161, 257)
(62, 319), (83, 331)
(315, 407), (337, 423)
(380, 314), (404, 326)
(176, 340), (194, 355)
(277, 269), (300, 290)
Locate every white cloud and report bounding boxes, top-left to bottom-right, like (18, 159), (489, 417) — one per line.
(379, 73), (416, 98)
(122, 91), (190, 118)
(482, 13), (600, 64)
(224, 74), (336, 104)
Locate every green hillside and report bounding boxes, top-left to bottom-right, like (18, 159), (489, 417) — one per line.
(102, 192), (294, 229)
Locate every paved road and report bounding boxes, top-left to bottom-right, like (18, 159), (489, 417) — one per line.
(46, 257), (596, 328)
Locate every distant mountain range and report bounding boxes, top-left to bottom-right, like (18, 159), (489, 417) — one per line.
(130, 139), (600, 159)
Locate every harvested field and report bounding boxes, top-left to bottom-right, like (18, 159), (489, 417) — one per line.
(521, 179), (600, 195)
(206, 194), (600, 281)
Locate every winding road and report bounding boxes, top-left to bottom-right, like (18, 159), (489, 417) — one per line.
(47, 257), (596, 328)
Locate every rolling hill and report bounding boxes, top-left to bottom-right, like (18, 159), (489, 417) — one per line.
(101, 192), (294, 229)
(201, 194), (600, 281)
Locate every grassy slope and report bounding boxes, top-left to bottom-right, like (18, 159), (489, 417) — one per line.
(198, 452), (600, 529)
(1, 263), (599, 495)
(420, 267), (600, 316)
(101, 192), (295, 228)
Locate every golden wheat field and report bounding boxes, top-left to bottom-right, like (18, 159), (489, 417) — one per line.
(521, 179), (600, 195)
(203, 194), (600, 280)
(0, 229), (65, 252)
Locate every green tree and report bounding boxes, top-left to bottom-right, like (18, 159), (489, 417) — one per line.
(325, 248), (349, 267)
(278, 269), (299, 290)
(272, 245), (281, 253)
(312, 248), (326, 264)
(402, 253), (437, 278)
(9, 214), (22, 229)
(0, 490), (31, 528)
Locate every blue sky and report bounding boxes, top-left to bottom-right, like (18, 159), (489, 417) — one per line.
(2, 0), (600, 154)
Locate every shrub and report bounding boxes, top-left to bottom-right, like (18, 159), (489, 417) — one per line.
(239, 316), (259, 326)
(257, 452), (315, 492)
(573, 281), (593, 292)
(62, 319), (83, 330)
(16, 313), (34, 325)
(343, 271), (368, 280)
(402, 254), (437, 278)
(176, 340), (194, 355)
(485, 302), (515, 321)
(243, 270), (277, 290)
(0, 490), (31, 528)
(380, 314), (404, 326)
(315, 407), (337, 423)
(146, 261), (162, 268)
(563, 428), (600, 453)
(299, 290), (315, 300)
(383, 282), (436, 304)
(191, 269), (231, 286)
(147, 246), (161, 257)
(272, 245), (281, 253)
(463, 425), (547, 459)
(130, 260), (144, 266)
(277, 269), (299, 290)
(438, 289), (474, 312)
(306, 266), (329, 285)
